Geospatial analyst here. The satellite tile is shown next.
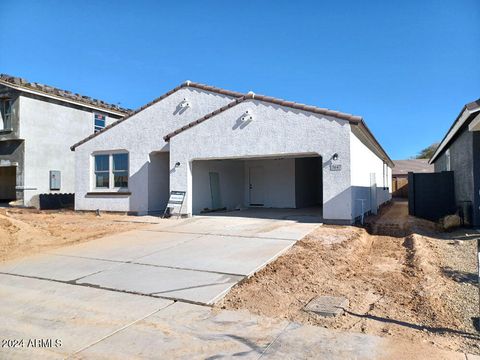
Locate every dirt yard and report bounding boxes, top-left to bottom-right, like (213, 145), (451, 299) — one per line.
(0, 207), (150, 262)
(218, 201), (480, 355)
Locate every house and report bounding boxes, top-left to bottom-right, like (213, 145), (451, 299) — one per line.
(392, 159), (433, 198)
(0, 74), (129, 207)
(429, 98), (480, 226)
(71, 81), (393, 224)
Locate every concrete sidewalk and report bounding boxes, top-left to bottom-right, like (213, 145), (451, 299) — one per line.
(0, 274), (474, 360)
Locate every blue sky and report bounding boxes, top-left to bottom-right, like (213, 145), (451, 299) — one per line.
(1, 0), (479, 159)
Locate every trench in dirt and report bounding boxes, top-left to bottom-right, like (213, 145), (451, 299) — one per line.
(219, 201), (480, 355)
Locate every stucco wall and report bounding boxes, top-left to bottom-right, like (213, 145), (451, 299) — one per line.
(74, 87), (235, 213)
(19, 95), (120, 206)
(169, 99), (353, 221)
(192, 159), (244, 214)
(244, 158), (296, 208)
(350, 131), (392, 219)
(148, 152), (170, 213)
(434, 128), (474, 210)
(433, 152), (447, 172)
(471, 132), (480, 227)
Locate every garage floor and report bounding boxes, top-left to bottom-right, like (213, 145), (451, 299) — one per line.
(0, 214), (320, 305)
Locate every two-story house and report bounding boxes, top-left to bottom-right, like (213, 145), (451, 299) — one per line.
(0, 74), (130, 207)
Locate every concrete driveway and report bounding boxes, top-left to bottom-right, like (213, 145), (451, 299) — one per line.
(0, 214), (472, 359)
(0, 213), (319, 305)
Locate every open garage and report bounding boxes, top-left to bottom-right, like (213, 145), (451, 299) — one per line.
(192, 155), (322, 215)
(166, 89), (393, 224)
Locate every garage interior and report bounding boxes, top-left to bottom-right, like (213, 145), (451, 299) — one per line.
(0, 166), (16, 202)
(192, 155), (323, 216)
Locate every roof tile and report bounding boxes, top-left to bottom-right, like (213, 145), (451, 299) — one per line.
(0, 73), (131, 114)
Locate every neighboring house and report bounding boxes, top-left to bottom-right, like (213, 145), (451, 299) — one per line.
(0, 74), (130, 207)
(71, 81), (393, 224)
(429, 98), (480, 226)
(392, 159), (433, 198)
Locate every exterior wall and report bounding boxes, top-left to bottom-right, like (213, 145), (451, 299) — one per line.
(169, 99), (353, 221)
(192, 159), (244, 214)
(18, 95), (119, 207)
(434, 129), (474, 206)
(74, 88), (235, 213)
(350, 131), (392, 219)
(148, 152), (170, 213)
(472, 132), (480, 227)
(244, 158), (296, 208)
(434, 128), (477, 224)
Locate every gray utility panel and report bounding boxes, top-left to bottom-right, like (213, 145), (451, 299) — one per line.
(49, 170), (61, 190)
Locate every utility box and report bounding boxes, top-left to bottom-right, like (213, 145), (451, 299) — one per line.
(49, 170), (61, 190)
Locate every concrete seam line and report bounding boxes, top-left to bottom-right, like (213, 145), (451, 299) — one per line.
(67, 301), (175, 358)
(141, 228), (299, 242)
(256, 321), (291, 359)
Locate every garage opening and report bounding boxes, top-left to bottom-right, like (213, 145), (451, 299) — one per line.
(0, 166), (16, 202)
(192, 155), (322, 217)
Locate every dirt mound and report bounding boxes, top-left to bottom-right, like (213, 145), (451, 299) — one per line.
(0, 208), (148, 262)
(218, 203), (480, 354)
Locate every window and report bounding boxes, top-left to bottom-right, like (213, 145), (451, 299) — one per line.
(94, 113), (106, 133)
(93, 153), (128, 189)
(113, 153), (128, 187)
(94, 155), (110, 188)
(445, 149), (451, 171)
(0, 99), (12, 130)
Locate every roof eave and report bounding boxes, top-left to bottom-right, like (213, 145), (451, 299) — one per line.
(429, 100), (480, 164)
(71, 81), (244, 150)
(0, 80), (129, 117)
(351, 120), (394, 168)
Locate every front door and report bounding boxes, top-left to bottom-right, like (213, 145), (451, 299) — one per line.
(249, 166), (265, 206)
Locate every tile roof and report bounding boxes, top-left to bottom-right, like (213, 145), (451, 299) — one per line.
(0, 74), (131, 114)
(162, 88), (393, 167)
(71, 80), (388, 167)
(392, 159), (433, 176)
(163, 91), (363, 141)
(429, 98), (480, 164)
(70, 81), (244, 150)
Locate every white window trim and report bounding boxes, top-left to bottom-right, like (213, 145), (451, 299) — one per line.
(92, 151), (129, 191)
(93, 112), (107, 134)
(1, 98), (13, 131)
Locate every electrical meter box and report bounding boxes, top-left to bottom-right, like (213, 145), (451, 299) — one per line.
(50, 170), (61, 190)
